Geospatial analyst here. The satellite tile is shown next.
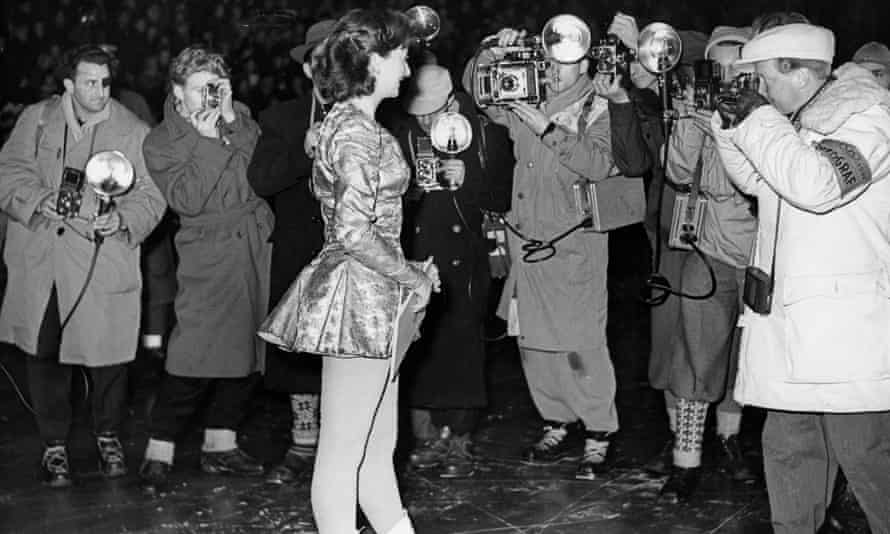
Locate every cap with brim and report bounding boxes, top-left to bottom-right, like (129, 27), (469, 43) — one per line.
(405, 65), (453, 115)
(735, 23), (834, 66)
(290, 19), (337, 63)
(853, 41), (890, 69)
(704, 26), (751, 59)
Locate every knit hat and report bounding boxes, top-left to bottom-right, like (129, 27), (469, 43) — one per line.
(404, 65), (453, 115)
(852, 41), (890, 69)
(704, 26), (752, 59)
(290, 20), (337, 63)
(736, 23), (834, 66)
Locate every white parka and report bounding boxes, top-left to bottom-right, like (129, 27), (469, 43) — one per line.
(712, 63), (890, 413)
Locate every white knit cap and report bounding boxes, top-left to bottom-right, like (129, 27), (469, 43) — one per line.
(735, 23), (835, 66)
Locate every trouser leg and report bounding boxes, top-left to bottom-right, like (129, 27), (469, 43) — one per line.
(519, 347), (576, 424)
(556, 347), (618, 433)
(147, 373), (212, 443)
(27, 357), (73, 443)
(204, 373), (259, 432)
(28, 286), (71, 443)
(762, 410), (837, 534)
(88, 363), (129, 436)
(825, 411), (890, 534)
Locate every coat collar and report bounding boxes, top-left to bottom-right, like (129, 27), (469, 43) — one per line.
(61, 91), (111, 142)
(542, 74), (594, 116)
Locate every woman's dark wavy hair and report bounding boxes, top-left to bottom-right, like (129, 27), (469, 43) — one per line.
(310, 9), (413, 103)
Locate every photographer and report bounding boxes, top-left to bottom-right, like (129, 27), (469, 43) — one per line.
(383, 64), (512, 479)
(711, 24), (890, 532)
(650, 26), (759, 503)
(852, 41), (890, 90)
(139, 46), (274, 493)
(462, 20), (651, 481)
(0, 44), (166, 487)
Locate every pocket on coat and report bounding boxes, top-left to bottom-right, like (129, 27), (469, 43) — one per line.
(782, 272), (890, 383)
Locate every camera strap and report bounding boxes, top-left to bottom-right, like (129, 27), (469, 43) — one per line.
(61, 123), (100, 170)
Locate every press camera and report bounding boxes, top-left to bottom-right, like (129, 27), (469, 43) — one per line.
(590, 35), (636, 76)
(692, 60), (760, 111)
(475, 45), (549, 107)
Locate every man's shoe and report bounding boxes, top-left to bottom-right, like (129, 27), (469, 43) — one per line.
(644, 435), (674, 476)
(201, 448), (264, 476)
(266, 448), (313, 485)
(716, 435), (757, 481)
(139, 459), (172, 494)
(658, 466), (701, 504)
(523, 422), (579, 465)
(440, 433), (475, 479)
(41, 442), (73, 488)
(575, 432), (611, 481)
(410, 426), (452, 469)
(97, 433), (128, 478)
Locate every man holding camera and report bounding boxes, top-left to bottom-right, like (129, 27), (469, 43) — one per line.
(0, 44), (165, 487)
(647, 26), (759, 503)
(712, 23), (890, 532)
(383, 63), (513, 479)
(463, 21), (650, 480)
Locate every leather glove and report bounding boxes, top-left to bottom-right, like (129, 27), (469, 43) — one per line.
(716, 88), (769, 129)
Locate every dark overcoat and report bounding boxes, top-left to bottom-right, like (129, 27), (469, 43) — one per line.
(143, 97), (273, 378)
(385, 92), (513, 408)
(248, 96), (325, 393)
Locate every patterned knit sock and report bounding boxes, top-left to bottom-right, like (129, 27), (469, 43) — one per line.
(290, 393), (320, 449)
(673, 398), (708, 469)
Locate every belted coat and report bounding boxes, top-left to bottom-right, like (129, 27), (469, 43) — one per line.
(143, 97), (273, 378)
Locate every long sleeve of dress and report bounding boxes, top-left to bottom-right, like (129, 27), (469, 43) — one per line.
(329, 121), (425, 289)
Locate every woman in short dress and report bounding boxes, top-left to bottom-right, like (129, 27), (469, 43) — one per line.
(259, 9), (438, 534)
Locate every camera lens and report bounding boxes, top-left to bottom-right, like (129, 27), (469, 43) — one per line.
(500, 75), (518, 92)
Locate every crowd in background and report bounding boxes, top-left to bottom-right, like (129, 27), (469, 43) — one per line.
(2, 0), (889, 142)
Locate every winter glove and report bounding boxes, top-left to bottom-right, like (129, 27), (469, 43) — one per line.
(716, 88), (769, 129)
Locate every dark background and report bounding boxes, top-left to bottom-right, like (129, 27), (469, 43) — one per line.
(2, 0), (889, 137)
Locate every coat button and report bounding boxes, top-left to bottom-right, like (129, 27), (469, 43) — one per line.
(57, 227), (65, 236)
(451, 259), (461, 267)
(236, 230), (243, 238)
(452, 224), (462, 234)
(517, 192), (524, 199)
(415, 226), (421, 234)
(526, 161), (534, 168)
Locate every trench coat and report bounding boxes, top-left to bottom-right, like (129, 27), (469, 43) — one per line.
(463, 53), (650, 352)
(248, 96), (324, 393)
(143, 96), (273, 378)
(384, 91), (513, 407)
(713, 63), (890, 412)
(0, 95), (166, 366)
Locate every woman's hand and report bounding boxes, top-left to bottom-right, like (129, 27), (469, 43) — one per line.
(217, 78), (236, 124)
(191, 108), (221, 138)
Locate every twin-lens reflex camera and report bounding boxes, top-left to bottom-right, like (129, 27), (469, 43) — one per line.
(692, 59), (760, 111)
